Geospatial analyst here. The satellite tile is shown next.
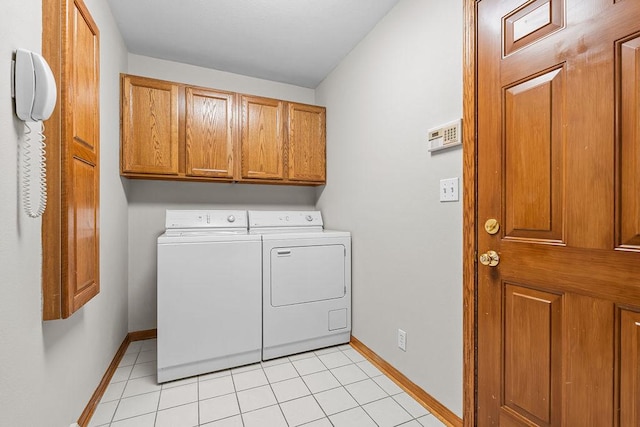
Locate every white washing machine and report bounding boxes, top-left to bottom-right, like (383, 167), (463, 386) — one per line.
(249, 210), (351, 360)
(157, 210), (262, 383)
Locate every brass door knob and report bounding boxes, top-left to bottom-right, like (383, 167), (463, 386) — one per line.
(479, 250), (500, 267)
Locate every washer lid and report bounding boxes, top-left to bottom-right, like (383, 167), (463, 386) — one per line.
(165, 210), (248, 231)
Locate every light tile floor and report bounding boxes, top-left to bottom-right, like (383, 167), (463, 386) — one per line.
(89, 339), (446, 427)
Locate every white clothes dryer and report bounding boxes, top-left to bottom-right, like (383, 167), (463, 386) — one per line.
(249, 210), (352, 360)
(157, 210), (262, 383)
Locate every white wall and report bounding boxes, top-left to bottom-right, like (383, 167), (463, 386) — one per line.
(0, 1), (129, 425)
(126, 55), (318, 331)
(315, 0), (463, 416)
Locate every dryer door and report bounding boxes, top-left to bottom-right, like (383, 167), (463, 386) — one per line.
(270, 244), (346, 307)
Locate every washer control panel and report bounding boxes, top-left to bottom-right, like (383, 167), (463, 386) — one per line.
(165, 210), (248, 229)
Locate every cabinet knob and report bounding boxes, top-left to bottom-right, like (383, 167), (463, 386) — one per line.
(227, 215), (236, 223)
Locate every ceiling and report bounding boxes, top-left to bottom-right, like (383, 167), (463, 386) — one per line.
(107, 0), (401, 88)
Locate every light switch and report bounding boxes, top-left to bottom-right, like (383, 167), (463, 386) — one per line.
(440, 177), (459, 202)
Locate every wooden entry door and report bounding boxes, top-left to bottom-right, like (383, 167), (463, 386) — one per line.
(476, 0), (640, 425)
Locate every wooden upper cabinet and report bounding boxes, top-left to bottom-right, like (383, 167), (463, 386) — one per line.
(185, 88), (235, 179)
(287, 103), (326, 182)
(121, 75), (179, 175)
(119, 74), (326, 185)
(240, 95), (285, 180)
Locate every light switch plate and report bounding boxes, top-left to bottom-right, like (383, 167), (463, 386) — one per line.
(440, 177), (459, 202)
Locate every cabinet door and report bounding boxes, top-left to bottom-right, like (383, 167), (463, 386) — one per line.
(185, 88), (234, 178)
(240, 95), (284, 180)
(42, 0), (100, 319)
(121, 76), (179, 175)
(65, 0), (100, 317)
(287, 103), (326, 182)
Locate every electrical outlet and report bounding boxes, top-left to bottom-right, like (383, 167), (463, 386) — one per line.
(440, 177), (459, 202)
(398, 329), (407, 351)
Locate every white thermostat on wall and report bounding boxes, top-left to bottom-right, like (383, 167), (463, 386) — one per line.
(428, 119), (462, 152)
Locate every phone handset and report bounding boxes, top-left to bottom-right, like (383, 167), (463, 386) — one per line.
(12, 49), (57, 218)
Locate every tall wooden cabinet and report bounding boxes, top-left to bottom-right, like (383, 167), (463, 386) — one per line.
(42, 0), (100, 319)
(120, 74), (326, 185)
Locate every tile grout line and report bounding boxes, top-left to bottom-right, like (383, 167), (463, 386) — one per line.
(228, 364), (246, 427)
(152, 351), (161, 427)
(280, 351), (324, 426)
(195, 368), (200, 427)
(97, 340), (439, 427)
(260, 360), (291, 427)
(104, 347), (128, 426)
(303, 350), (334, 425)
(105, 346), (141, 426)
(332, 345), (381, 427)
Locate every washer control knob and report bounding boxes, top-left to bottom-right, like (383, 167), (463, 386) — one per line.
(306, 215), (313, 222)
(227, 215), (236, 223)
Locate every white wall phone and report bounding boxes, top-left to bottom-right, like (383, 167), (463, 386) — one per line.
(11, 48), (57, 218)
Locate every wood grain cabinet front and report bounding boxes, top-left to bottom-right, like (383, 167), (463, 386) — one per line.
(185, 87), (235, 179)
(42, 0), (101, 320)
(240, 95), (285, 181)
(120, 74), (326, 185)
(121, 75), (179, 175)
(287, 102), (326, 183)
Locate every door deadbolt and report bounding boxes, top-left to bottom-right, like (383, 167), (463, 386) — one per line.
(484, 218), (500, 235)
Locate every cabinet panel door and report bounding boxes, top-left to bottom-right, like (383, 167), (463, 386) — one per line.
(288, 103), (325, 182)
(121, 76), (179, 175)
(63, 0), (100, 317)
(185, 88), (234, 178)
(240, 95), (284, 180)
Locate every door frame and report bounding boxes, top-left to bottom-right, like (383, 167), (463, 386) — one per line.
(462, 1), (477, 426)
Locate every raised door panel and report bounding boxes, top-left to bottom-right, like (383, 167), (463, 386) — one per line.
(287, 103), (326, 182)
(620, 308), (640, 426)
(71, 1), (98, 150)
(64, 0), (99, 317)
(240, 95), (284, 180)
(563, 295), (614, 426)
(121, 76), (179, 175)
(618, 35), (640, 249)
(501, 284), (562, 426)
(503, 68), (564, 243)
(503, 0), (564, 56)
(68, 157), (99, 311)
(185, 88), (234, 179)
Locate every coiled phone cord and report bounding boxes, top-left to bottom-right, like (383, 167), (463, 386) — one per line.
(22, 121), (47, 218)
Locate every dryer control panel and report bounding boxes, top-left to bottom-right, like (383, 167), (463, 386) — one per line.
(249, 210), (323, 228)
